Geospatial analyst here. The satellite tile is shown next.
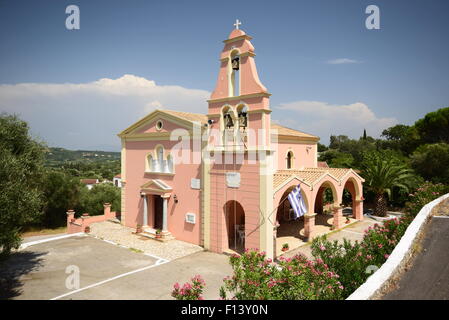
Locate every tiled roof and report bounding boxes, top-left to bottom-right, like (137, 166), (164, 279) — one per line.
(273, 167), (363, 190)
(80, 179), (99, 185)
(270, 123), (319, 139)
(162, 110), (208, 124)
(318, 161), (329, 168)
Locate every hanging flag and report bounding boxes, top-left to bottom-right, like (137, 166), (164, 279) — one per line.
(288, 184), (307, 219)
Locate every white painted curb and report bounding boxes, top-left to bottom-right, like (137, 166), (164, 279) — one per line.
(19, 232), (86, 250)
(346, 192), (449, 300)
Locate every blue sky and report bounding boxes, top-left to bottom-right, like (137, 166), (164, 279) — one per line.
(0, 0), (448, 150)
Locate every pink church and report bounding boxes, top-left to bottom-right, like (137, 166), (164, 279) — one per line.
(118, 24), (364, 259)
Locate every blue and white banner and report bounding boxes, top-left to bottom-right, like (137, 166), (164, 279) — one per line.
(288, 184), (307, 219)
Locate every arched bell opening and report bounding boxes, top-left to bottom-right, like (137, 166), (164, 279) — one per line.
(230, 50), (240, 97)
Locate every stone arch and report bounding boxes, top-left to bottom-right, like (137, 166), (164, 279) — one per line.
(342, 176), (363, 220)
(275, 184), (309, 224)
(313, 180), (339, 215)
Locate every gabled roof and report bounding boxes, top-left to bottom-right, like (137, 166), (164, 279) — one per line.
(271, 123), (319, 140)
(118, 109), (207, 137)
(162, 110), (208, 124)
(318, 161), (329, 168)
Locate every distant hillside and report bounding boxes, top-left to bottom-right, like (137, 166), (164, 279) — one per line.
(45, 147), (120, 163)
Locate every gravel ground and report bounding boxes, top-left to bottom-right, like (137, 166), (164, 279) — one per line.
(89, 221), (203, 261)
(432, 198), (449, 216)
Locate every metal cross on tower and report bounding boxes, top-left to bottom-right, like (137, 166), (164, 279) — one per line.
(234, 19), (242, 30)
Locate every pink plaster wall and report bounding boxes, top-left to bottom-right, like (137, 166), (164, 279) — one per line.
(123, 139), (202, 245)
(135, 118), (180, 134)
(275, 142), (317, 170)
(209, 155), (260, 253)
(67, 205), (117, 234)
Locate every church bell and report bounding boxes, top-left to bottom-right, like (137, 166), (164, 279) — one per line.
(232, 57), (240, 70)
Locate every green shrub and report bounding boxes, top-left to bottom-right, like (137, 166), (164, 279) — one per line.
(172, 275), (205, 300)
(219, 250), (344, 300)
(405, 181), (449, 215)
(311, 215), (413, 297)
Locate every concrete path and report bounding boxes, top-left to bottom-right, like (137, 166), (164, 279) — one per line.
(0, 234), (232, 300)
(382, 216), (449, 300)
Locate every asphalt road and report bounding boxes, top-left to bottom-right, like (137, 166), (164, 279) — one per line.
(383, 217), (449, 300)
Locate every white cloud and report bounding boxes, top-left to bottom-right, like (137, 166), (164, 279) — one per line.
(275, 101), (397, 144)
(0, 74), (210, 150)
(326, 58), (360, 64)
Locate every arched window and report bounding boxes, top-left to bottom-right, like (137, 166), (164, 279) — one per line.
(287, 151), (294, 169)
(146, 146), (174, 174)
(148, 154), (155, 172)
(166, 154), (174, 173)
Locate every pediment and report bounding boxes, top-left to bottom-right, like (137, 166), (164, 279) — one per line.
(118, 109), (198, 137)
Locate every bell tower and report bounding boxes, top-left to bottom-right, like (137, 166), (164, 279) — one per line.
(203, 22), (275, 260)
(207, 21), (272, 148)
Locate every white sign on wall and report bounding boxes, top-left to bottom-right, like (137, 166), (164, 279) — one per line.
(186, 213), (196, 224)
(191, 178), (201, 189)
(226, 172), (241, 188)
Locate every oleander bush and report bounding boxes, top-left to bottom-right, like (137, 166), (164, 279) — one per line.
(218, 250), (344, 300)
(405, 181), (449, 215)
(171, 275), (205, 300)
(311, 215), (413, 297)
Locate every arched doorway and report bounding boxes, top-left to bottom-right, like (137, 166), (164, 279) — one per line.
(224, 200), (245, 252)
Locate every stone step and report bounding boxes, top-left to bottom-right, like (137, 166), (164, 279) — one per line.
(107, 218), (121, 224)
(140, 230), (175, 242)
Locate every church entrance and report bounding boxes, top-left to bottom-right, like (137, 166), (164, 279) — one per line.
(224, 200), (245, 253)
(153, 195), (163, 230)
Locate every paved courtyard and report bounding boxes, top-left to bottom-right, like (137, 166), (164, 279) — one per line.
(89, 221), (203, 261)
(0, 234), (232, 300)
(280, 214), (380, 259)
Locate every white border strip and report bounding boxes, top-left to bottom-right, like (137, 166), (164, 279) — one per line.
(347, 193), (449, 300)
(50, 259), (169, 300)
(19, 232), (86, 250)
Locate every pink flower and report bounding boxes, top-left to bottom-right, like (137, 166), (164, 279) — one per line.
(378, 244), (383, 249)
(384, 254), (390, 259)
(320, 245), (326, 251)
